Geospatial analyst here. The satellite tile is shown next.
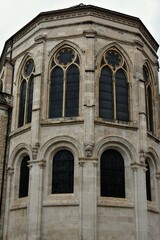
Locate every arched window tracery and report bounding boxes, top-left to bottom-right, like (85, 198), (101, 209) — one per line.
(143, 65), (154, 133)
(99, 49), (129, 122)
(18, 58), (35, 127)
(49, 47), (80, 118)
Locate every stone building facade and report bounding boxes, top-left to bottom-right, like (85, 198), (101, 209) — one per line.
(0, 4), (160, 240)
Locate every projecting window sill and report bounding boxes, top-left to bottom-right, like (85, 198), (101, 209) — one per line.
(95, 118), (138, 130)
(43, 194), (79, 207)
(10, 123), (31, 137)
(147, 201), (159, 213)
(10, 197), (28, 211)
(41, 116), (84, 125)
(98, 197), (134, 208)
(147, 131), (160, 143)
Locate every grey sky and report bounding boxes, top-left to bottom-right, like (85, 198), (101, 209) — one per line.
(0, 0), (160, 61)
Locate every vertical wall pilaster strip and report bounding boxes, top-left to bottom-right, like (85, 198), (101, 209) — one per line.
(27, 160), (45, 240)
(3, 168), (14, 240)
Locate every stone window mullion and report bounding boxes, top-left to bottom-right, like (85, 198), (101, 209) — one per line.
(113, 72), (116, 120)
(63, 69), (66, 117)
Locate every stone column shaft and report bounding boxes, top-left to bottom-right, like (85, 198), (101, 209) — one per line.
(27, 160), (45, 240)
(79, 159), (97, 240)
(83, 30), (97, 145)
(132, 161), (148, 240)
(31, 36), (46, 145)
(3, 168), (14, 240)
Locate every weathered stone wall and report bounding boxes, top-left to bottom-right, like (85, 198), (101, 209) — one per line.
(1, 5), (160, 240)
(0, 106), (8, 240)
(0, 109), (7, 187)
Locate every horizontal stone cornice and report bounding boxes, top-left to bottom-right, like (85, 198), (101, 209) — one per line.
(1, 5), (158, 69)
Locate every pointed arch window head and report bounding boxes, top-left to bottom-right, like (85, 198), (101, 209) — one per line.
(49, 47), (80, 119)
(143, 65), (154, 133)
(18, 58), (35, 128)
(99, 49), (129, 122)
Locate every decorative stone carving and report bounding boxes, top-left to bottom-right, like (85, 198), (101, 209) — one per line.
(84, 143), (94, 157)
(93, 161), (98, 167)
(7, 167), (14, 175)
(0, 92), (13, 106)
(139, 151), (147, 164)
(156, 172), (160, 180)
(38, 160), (46, 169)
(32, 142), (40, 160)
(78, 160), (85, 167)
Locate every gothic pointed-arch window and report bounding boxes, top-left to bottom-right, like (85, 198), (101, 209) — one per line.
(99, 49), (129, 122)
(100, 149), (125, 198)
(143, 65), (154, 133)
(49, 47), (80, 118)
(19, 156), (30, 198)
(52, 150), (74, 194)
(18, 59), (35, 127)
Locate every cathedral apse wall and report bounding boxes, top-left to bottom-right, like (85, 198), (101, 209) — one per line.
(0, 4), (160, 240)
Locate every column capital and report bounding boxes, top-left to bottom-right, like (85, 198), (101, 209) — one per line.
(78, 160), (85, 167)
(131, 162), (147, 172)
(38, 160), (46, 169)
(93, 161), (98, 167)
(156, 172), (160, 180)
(7, 167), (14, 175)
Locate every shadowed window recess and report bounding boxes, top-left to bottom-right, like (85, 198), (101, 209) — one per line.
(100, 149), (125, 198)
(52, 150), (74, 194)
(49, 47), (80, 118)
(145, 159), (152, 201)
(18, 59), (35, 127)
(143, 65), (154, 133)
(99, 49), (129, 122)
(19, 156), (30, 198)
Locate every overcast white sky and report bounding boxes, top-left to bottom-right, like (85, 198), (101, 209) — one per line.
(0, 0), (160, 61)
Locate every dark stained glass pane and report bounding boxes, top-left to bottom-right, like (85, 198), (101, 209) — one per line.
(52, 150), (74, 194)
(145, 159), (152, 201)
(19, 156), (30, 198)
(143, 65), (148, 82)
(100, 149), (125, 198)
(99, 66), (114, 120)
(26, 76), (34, 124)
(65, 65), (79, 117)
(56, 48), (75, 65)
(49, 67), (63, 118)
(106, 51), (122, 68)
(116, 69), (129, 121)
(18, 80), (26, 127)
(148, 86), (153, 133)
(24, 59), (34, 77)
